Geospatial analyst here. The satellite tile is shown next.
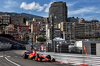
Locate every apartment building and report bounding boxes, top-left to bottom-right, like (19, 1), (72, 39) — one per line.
(58, 22), (75, 40)
(75, 23), (95, 39)
(33, 18), (47, 35)
(5, 24), (19, 40)
(33, 18), (43, 23)
(31, 22), (41, 41)
(11, 15), (24, 25)
(26, 19), (33, 31)
(17, 24), (29, 33)
(74, 23), (85, 39)
(95, 28), (100, 38)
(58, 21), (96, 40)
(17, 24), (29, 40)
(1, 14), (10, 25)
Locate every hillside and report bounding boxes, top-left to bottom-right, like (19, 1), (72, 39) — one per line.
(0, 12), (43, 19)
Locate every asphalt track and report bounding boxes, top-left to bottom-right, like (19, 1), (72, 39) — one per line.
(0, 51), (74, 66)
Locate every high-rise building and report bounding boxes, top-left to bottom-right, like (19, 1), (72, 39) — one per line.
(49, 1), (67, 24)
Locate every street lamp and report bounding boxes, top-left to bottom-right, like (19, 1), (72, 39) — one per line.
(31, 21), (34, 51)
(31, 32), (34, 50)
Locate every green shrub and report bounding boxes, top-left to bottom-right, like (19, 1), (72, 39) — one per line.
(37, 37), (46, 42)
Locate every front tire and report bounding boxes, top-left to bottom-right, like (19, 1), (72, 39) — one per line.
(35, 57), (38, 61)
(23, 54), (28, 59)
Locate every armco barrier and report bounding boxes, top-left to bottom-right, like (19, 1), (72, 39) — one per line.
(0, 42), (12, 51)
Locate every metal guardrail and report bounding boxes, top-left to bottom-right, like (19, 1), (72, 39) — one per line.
(38, 52), (100, 66)
(0, 42), (12, 51)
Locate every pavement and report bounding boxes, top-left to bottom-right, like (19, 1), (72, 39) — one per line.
(0, 50), (74, 66)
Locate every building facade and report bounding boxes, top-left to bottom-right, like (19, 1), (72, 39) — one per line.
(74, 23), (86, 39)
(26, 19), (33, 31)
(33, 18), (47, 35)
(33, 18), (43, 23)
(31, 22), (41, 41)
(5, 24), (19, 40)
(17, 24), (29, 33)
(11, 15), (24, 25)
(95, 28), (100, 38)
(49, 1), (67, 24)
(58, 21), (96, 40)
(58, 22), (75, 40)
(75, 23), (95, 39)
(1, 14), (10, 25)
(17, 24), (29, 40)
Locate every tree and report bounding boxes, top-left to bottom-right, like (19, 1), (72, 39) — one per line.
(1, 29), (5, 34)
(37, 37), (46, 42)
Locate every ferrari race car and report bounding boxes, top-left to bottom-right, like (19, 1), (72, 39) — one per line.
(23, 51), (55, 62)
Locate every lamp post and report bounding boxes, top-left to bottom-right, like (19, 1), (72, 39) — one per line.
(50, 15), (56, 52)
(31, 21), (34, 51)
(50, 15), (53, 52)
(31, 32), (34, 50)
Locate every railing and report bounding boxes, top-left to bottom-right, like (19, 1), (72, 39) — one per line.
(0, 36), (27, 50)
(0, 42), (12, 51)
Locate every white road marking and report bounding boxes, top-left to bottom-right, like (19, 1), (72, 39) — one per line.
(0, 56), (3, 57)
(7, 56), (11, 58)
(5, 57), (21, 66)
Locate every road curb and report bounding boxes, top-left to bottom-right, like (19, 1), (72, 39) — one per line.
(56, 60), (88, 66)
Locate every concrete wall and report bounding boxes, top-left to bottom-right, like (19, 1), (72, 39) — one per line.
(82, 41), (100, 55)
(83, 41), (91, 54)
(96, 43), (100, 55)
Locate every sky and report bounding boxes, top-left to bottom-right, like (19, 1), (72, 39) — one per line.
(0, 0), (100, 21)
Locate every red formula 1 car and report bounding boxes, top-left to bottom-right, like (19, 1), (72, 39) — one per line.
(23, 51), (36, 59)
(23, 51), (55, 62)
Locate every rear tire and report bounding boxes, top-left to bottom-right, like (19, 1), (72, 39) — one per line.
(52, 58), (55, 62)
(46, 55), (51, 60)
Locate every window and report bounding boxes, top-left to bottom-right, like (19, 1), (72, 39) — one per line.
(91, 43), (96, 55)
